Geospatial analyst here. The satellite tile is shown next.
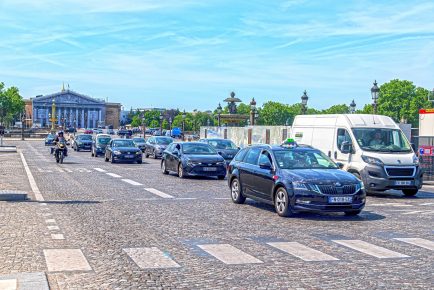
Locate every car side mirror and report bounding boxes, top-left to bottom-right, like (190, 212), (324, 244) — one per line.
(410, 143), (416, 151)
(336, 162), (345, 169)
(340, 141), (352, 154)
(259, 162), (272, 170)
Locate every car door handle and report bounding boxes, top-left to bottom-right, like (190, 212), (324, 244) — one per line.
(334, 151), (337, 159)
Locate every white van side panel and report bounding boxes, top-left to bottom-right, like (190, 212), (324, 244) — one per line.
(311, 127), (336, 157)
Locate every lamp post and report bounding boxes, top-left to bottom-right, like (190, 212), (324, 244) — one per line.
(73, 118), (77, 136)
(349, 99), (356, 114)
(301, 90), (308, 115)
(182, 110), (186, 138)
(159, 112), (163, 135)
(371, 80), (380, 114)
(250, 98), (257, 126)
(217, 103), (222, 127)
(21, 112), (25, 141)
(51, 98), (56, 131)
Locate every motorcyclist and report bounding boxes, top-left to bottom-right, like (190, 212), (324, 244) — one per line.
(51, 131), (68, 156)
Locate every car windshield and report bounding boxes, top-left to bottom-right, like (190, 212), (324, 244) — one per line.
(352, 128), (412, 153)
(112, 140), (135, 147)
(133, 138), (145, 143)
(274, 150), (338, 169)
(156, 137), (173, 145)
(208, 140), (238, 150)
(97, 137), (111, 144)
(79, 135), (92, 140)
(182, 143), (217, 155)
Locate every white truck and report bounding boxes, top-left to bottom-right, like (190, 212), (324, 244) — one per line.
(291, 114), (423, 196)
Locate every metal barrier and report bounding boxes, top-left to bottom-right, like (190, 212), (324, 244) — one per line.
(414, 136), (434, 181)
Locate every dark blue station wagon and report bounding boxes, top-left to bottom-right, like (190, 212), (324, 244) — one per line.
(227, 144), (366, 217)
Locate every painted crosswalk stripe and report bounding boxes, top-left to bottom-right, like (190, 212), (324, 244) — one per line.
(421, 210), (434, 215)
(94, 168), (106, 172)
(394, 238), (434, 251)
(333, 240), (409, 258)
(122, 179), (143, 186)
(45, 219), (56, 224)
(145, 188), (174, 199)
(55, 168), (64, 173)
(44, 249), (92, 272)
(267, 242), (339, 261)
(198, 244), (263, 264)
(106, 172), (122, 178)
(123, 247), (180, 269)
(0, 279), (16, 290)
(51, 234), (65, 240)
(77, 168), (92, 173)
(47, 226), (60, 231)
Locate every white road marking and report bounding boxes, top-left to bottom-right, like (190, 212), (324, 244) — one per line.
(106, 172), (122, 178)
(368, 203), (413, 207)
(40, 203), (47, 206)
(77, 168), (92, 173)
(55, 168), (64, 173)
(214, 197), (231, 200)
(94, 168), (106, 172)
(37, 167), (52, 173)
(44, 249), (92, 272)
(135, 198), (158, 201)
(124, 247), (180, 269)
(0, 278), (16, 290)
(51, 234), (65, 240)
(394, 238), (434, 251)
(333, 240), (409, 258)
(198, 244), (263, 265)
(19, 151), (45, 201)
(122, 179), (143, 186)
(421, 210), (434, 215)
(47, 226), (60, 231)
(145, 188), (174, 199)
(267, 242), (339, 261)
(42, 213), (52, 217)
(420, 202), (434, 206)
(45, 219), (56, 224)
(402, 211), (424, 215)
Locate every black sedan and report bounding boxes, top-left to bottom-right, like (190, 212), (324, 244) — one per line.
(144, 136), (173, 159)
(132, 137), (146, 152)
(73, 134), (93, 151)
(45, 133), (55, 146)
(227, 144), (365, 217)
(105, 139), (142, 164)
(199, 138), (239, 164)
(161, 142), (226, 179)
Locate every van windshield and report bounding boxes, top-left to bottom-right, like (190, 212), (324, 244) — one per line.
(352, 128), (412, 153)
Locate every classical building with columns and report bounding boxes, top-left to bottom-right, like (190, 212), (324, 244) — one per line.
(29, 88), (122, 129)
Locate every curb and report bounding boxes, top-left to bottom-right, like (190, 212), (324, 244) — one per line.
(0, 146), (17, 153)
(0, 190), (28, 201)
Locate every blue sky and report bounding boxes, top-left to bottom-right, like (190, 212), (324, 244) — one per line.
(0, 0), (433, 111)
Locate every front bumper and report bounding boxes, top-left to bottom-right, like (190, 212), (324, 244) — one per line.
(95, 147), (106, 155)
(113, 153), (142, 162)
(185, 164), (227, 177)
(77, 143), (92, 150)
(291, 190), (366, 213)
(360, 164), (423, 192)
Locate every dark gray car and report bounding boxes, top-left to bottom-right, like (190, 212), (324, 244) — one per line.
(144, 136), (174, 159)
(199, 138), (240, 164)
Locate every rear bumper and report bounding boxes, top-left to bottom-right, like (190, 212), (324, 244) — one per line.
(360, 165), (423, 192)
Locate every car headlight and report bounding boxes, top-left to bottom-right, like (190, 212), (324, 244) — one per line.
(292, 182), (309, 191)
(216, 161), (225, 166)
(356, 181), (365, 192)
(308, 184), (321, 194)
(413, 155), (420, 165)
(113, 150), (121, 155)
(187, 160), (198, 166)
(136, 151), (141, 155)
(361, 155), (384, 166)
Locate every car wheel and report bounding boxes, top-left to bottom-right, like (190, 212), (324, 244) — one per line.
(105, 154), (109, 162)
(178, 163), (186, 178)
(161, 161), (169, 175)
(73, 145), (77, 151)
(145, 151), (149, 158)
(110, 155), (115, 164)
(274, 187), (293, 217)
(91, 150), (94, 157)
(230, 178), (246, 204)
(344, 210), (362, 216)
(402, 189), (418, 197)
(137, 159), (142, 164)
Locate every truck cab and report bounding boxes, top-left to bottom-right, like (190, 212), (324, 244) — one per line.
(292, 114), (423, 196)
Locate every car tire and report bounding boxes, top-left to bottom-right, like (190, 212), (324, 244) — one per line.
(153, 150), (158, 159)
(178, 163), (186, 178)
(110, 155), (115, 164)
(73, 145), (77, 151)
(230, 178), (246, 204)
(274, 187), (293, 217)
(344, 210), (362, 216)
(161, 161), (169, 175)
(105, 155), (109, 162)
(91, 150), (94, 157)
(137, 159), (142, 164)
(402, 189), (418, 197)
(145, 152), (149, 158)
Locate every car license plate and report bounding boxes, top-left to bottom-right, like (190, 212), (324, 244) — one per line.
(125, 155), (134, 158)
(394, 180), (412, 186)
(203, 167), (217, 171)
(328, 196), (353, 203)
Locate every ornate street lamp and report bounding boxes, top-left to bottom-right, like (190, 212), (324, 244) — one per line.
(371, 80), (380, 114)
(217, 103), (222, 127)
(21, 112), (25, 140)
(301, 90), (308, 115)
(349, 99), (356, 114)
(51, 98), (56, 131)
(250, 98), (257, 126)
(159, 112), (163, 135)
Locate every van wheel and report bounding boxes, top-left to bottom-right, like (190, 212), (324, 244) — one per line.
(402, 189), (418, 197)
(230, 178), (245, 204)
(274, 187), (293, 217)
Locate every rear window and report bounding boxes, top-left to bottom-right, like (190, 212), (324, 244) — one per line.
(234, 148), (248, 162)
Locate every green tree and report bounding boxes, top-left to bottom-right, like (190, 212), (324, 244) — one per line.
(130, 115), (141, 127)
(321, 104), (350, 114)
(258, 101), (293, 125)
(377, 79), (431, 126)
(0, 82), (24, 126)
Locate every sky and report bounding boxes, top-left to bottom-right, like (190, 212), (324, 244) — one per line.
(0, 0), (433, 111)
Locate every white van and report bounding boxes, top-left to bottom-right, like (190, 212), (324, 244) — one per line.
(291, 114), (423, 196)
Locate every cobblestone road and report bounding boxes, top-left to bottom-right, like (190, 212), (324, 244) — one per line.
(1, 140), (433, 289)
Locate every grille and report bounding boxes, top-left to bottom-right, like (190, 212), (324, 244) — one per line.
(318, 184), (357, 195)
(385, 167), (415, 177)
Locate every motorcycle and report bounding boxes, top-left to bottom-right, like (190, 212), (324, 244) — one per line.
(54, 140), (68, 164)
